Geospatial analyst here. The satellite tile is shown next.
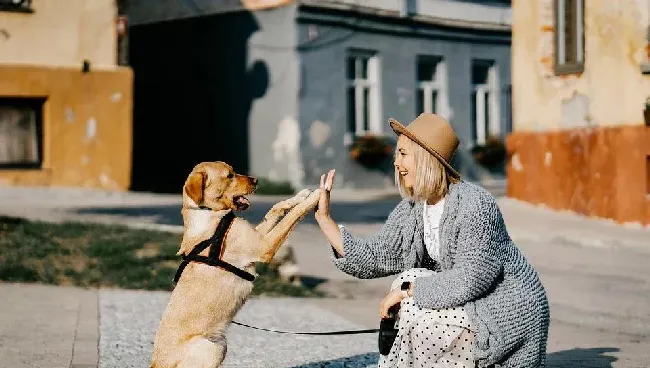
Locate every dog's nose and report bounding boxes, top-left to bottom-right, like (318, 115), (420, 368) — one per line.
(251, 177), (258, 185)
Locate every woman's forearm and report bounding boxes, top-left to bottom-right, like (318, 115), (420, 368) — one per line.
(315, 214), (344, 256)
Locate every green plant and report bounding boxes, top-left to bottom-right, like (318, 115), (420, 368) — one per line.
(254, 177), (295, 195)
(471, 136), (507, 168)
(349, 134), (393, 167)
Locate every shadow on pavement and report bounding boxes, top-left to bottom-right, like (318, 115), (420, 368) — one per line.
(289, 352), (378, 368)
(71, 199), (402, 227)
(546, 347), (618, 368)
(285, 347), (618, 368)
(300, 275), (329, 289)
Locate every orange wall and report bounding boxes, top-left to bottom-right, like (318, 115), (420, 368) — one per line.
(0, 65), (133, 190)
(507, 125), (650, 225)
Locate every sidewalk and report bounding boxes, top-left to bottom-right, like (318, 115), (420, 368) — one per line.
(0, 283), (98, 368)
(498, 197), (650, 253)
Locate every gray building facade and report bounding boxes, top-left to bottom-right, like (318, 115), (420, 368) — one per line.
(126, 0), (511, 193)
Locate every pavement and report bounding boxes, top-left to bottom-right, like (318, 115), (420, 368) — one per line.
(0, 183), (649, 368)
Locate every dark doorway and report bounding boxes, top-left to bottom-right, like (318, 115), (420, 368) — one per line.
(129, 10), (269, 193)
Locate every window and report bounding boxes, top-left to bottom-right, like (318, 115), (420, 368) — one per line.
(0, 98), (44, 168)
(555, 0), (584, 74)
(346, 50), (382, 136)
(0, 0), (33, 13)
(504, 84), (513, 135)
(471, 60), (500, 145)
(416, 56), (447, 117)
(117, 1), (129, 66)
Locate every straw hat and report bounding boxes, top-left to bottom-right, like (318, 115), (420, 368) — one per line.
(389, 113), (460, 179)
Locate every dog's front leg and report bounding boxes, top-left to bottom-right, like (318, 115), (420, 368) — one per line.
(255, 189), (311, 235)
(258, 189), (320, 262)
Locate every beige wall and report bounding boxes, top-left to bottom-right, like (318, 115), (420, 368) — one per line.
(0, 65), (133, 190)
(0, 0), (117, 68)
(512, 0), (650, 132)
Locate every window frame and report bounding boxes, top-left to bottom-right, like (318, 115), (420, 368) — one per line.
(345, 49), (382, 137)
(0, 97), (45, 169)
(416, 55), (447, 117)
(0, 0), (34, 13)
(554, 0), (585, 75)
(471, 60), (500, 146)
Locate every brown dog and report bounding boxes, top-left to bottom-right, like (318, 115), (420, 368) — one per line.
(150, 161), (320, 368)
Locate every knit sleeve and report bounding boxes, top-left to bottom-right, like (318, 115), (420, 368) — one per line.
(328, 200), (410, 279)
(411, 191), (504, 309)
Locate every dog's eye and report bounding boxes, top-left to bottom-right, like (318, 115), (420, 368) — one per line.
(227, 173), (234, 178)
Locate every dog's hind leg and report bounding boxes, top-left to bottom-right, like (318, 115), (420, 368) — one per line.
(255, 189), (311, 235)
(177, 335), (226, 368)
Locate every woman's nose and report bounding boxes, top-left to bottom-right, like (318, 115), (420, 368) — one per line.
(394, 156), (401, 168)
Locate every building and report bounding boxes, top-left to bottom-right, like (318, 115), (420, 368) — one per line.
(508, 0), (650, 225)
(0, 0), (133, 190)
(126, 0), (512, 193)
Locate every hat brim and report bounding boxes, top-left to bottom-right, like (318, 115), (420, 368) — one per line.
(389, 118), (460, 179)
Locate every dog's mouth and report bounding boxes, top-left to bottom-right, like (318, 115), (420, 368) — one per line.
(233, 195), (251, 211)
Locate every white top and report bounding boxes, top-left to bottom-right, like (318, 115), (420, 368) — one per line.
(423, 198), (445, 261)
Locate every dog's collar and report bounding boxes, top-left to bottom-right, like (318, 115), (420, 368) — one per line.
(173, 211), (256, 283)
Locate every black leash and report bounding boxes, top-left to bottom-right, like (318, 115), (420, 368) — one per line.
(173, 210), (255, 284)
(231, 320), (380, 335)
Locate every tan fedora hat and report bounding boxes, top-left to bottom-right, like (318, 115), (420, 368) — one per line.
(389, 113), (461, 179)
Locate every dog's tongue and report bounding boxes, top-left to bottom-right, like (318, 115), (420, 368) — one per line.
(236, 196), (250, 209)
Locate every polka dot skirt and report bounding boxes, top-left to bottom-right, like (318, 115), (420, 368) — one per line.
(378, 268), (476, 368)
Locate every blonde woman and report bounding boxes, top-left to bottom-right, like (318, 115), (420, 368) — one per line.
(315, 113), (549, 368)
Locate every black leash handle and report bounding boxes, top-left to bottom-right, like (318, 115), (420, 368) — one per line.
(231, 320), (379, 335)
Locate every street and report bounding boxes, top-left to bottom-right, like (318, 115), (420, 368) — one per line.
(0, 185), (648, 367)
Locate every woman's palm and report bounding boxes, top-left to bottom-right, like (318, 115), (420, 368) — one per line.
(317, 169), (335, 218)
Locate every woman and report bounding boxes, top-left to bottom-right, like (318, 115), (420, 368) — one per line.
(315, 113), (549, 368)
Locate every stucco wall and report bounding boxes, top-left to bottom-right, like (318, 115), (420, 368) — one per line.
(508, 0), (650, 225)
(0, 65), (133, 190)
(0, 0), (117, 68)
(247, 5), (302, 190)
(126, 1), (298, 193)
(512, 0), (650, 132)
(297, 6), (511, 189)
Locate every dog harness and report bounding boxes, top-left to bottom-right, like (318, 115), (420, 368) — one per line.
(173, 210), (256, 284)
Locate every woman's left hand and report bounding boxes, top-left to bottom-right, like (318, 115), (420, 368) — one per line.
(379, 289), (406, 319)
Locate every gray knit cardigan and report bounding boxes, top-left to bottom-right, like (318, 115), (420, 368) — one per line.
(331, 181), (549, 368)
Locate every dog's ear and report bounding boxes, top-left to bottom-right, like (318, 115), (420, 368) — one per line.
(184, 170), (205, 205)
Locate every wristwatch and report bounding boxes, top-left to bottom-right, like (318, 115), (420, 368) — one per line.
(400, 281), (411, 298)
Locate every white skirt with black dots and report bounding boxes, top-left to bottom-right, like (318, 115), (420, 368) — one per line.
(378, 268), (477, 368)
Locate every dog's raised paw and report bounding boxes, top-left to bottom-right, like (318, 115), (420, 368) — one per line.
(305, 188), (321, 205)
(295, 189), (311, 200)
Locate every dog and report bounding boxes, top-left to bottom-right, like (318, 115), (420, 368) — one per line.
(150, 161), (320, 368)
(268, 241), (301, 285)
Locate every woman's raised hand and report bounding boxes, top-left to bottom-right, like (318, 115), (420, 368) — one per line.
(315, 169), (335, 221)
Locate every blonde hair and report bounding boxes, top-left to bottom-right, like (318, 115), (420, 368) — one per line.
(394, 135), (459, 202)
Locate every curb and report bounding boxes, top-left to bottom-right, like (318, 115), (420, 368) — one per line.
(70, 288), (99, 368)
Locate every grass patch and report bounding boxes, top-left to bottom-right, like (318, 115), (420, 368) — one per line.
(0, 216), (323, 297)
